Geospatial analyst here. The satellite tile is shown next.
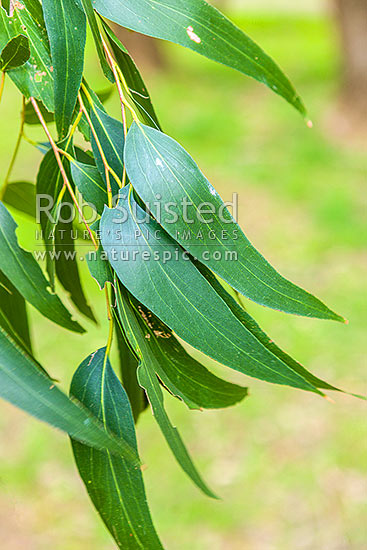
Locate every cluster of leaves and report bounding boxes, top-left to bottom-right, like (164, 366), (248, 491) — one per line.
(0, 0), (359, 547)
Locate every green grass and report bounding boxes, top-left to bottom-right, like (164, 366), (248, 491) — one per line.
(0, 13), (366, 550)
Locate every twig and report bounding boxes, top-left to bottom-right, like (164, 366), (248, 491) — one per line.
(30, 97), (98, 249)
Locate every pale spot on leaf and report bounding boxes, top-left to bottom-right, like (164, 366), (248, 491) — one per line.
(186, 26), (201, 44)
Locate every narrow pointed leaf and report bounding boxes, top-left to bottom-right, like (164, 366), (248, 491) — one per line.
(195, 262), (347, 394)
(0, 1), (54, 110)
(0, 327), (139, 460)
(115, 322), (148, 423)
(71, 160), (108, 215)
(0, 202), (84, 333)
(90, 102), (124, 192)
(42, 0), (86, 137)
(115, 283), (217, 498)
(94, 0), (305, 115)
(125, 123), (342, 322)
(78, 0), (114, 81)
(0, 270), (32, 354)
(100, 188), (320, 394)
(3, 181), (36, 218)
(102, 21), (161, 130)
(87, 246), (114, 290)
(119, 286), (248, 410)
(0, 34), (30, 71)
(36, 146), (96, 322)
(70, 348), (163, 549)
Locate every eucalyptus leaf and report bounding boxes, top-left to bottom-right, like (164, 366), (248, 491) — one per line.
(42, 0), (86, 137)
(0, 270), (32, 354)
(90, 102), (124, 192)
(125, 123), (343, 322)
(118, 285), (248, 410)
(71, 160), (108, 215)
(0, 1), (54, 110)
(94, 0), (306, 115)
(195, 261), (346, 394)
(78, 0), (114, 81)
(0, 327), (138, 460)
(115, 320), (148, 423)
(0, 201), (84, 333)
(100, 188), (320, 393)
(0, 34), (30, 71)
(116, 282), (217, 498)
(70, 348), (163, 549)
(36, 146), (95, 321)
(2, 181), (36, 218)
(102, 21), (161, 130)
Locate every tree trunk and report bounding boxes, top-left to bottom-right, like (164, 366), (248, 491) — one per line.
(334, 0), (367, 120)
(112, 25), (165, 72)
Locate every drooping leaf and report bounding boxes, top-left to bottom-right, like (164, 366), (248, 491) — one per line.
(0, 34), (30, 71)
(0, 327), (138, 461)
(0, 201), (84, 333)
(90, 102), (124, 192)
(0, 270), (32, 354)
(0, 1), (54, 110)
(125, 123), (342, 322)
(24, 99), (54, 125)
(78, 0), (114, 81)
(36, 146), (95, 321)
(195, 261), (347, 394)
(93, 0), (306, 115)
(70, 160), (108, 215)
(118, 285), (248, 410)
(115, 318), (148, 423)
(100, 187), (321, 394)
(70, 347), (163, 549)
(2, 181), (36, 218)
(87, 245), (114, 290)
(115, 282), (217, 498)
(102, 20), (161, 130)
(42, 0), (87, 137)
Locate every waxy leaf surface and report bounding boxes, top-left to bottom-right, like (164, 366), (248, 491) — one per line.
(125, 123), (342, 322)
(71, 348), (163, 549)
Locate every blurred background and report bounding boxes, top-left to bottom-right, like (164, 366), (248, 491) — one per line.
(0, 1), (366, 548)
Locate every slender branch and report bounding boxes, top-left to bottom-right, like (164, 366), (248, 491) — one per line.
(0, 72), (5, 104)
(101, 36), (139, 124)
(105, 285), (114, 355)
(78, 89), (121, 203)
(0, 97), (25, 200)
(30, 97), (98, 250)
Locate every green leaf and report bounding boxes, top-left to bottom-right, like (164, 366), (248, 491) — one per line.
(42, 0), (86, 137)
(0, 201), (84, 333)
(36, 146), (95, 322)
(87, 245), (114, 290)
(101, 21), (161, 130)
(0, 270), (32, 354)
(90, 102), (124, 192)
(115, 320), (148, 423)
(0, 34), (30, 71)
(24, 99), (54, 125)
(78, 0), (114, 81)
(94, 0), (306, 115)
(195, 261), (347, 394)
(2, 181), (36, 218)
(118, 286), (247, 410)
(125, 122), (342, 322)
(115, 282), (217, 498)
(0, 327), (139, 460)
(0, 1), (54, 110)
(70, 160), (108, 215)
(100, 187), (321, 394)
(70, 347), (163, 549)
